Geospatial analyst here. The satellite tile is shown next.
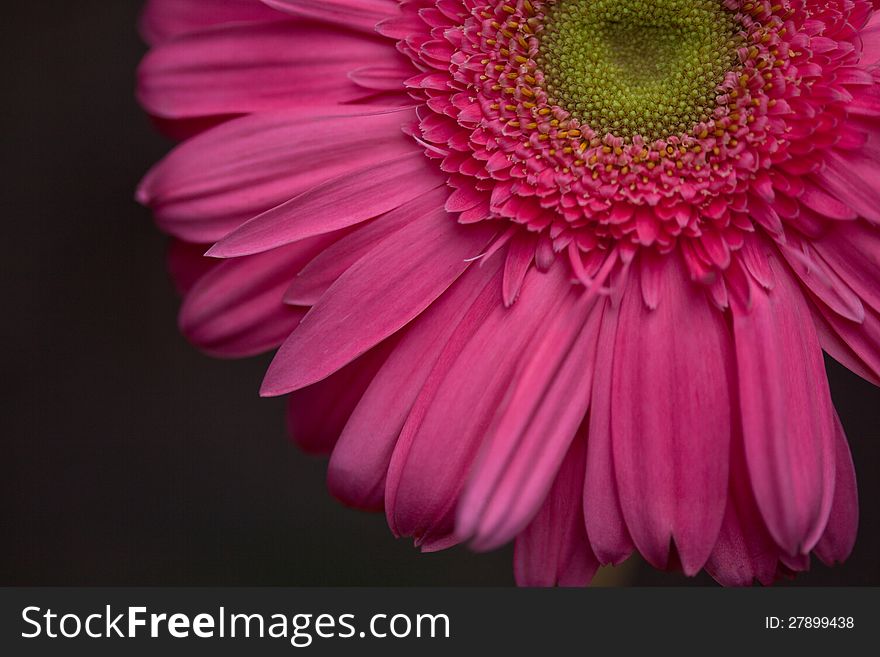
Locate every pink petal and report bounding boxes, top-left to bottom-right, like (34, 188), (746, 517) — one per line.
(139, 0), (283, 45)
(179, 238), (331, 357)
(261, 0), (398, 32)
(778, 236), (864, 323)
(706, 428), (785, 587)
(137, 21), (396, 120)
(285, 188), (450, 306)
(814, 414), (859, 566)
(502, 231), (536, 306)
(208, 150), (445, 258)
(612, 253), (731, 575)
(813, 301), (880, 386)
(384, 263), (573, 547)
(376, 12), (426, 39)
(583, 284), (634, 566)
(457, 293), (604, 551)
(327, 256), (505, 511)
(138, 108), (419, 243)
(860, 10), (880, 66)
(731, 257), (836, 556)
(261, 216), (495, 396)
(799, 178), (858, 220)
(349, 64), (413, 91)
(514, 435), (599, 587)
(286, 342), (394, 455)
(811, 219), (880, 313)
(814, 149), (880, 224)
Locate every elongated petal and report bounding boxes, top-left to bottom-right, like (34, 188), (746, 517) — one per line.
(583, 284), (634, 565)
(860, 10), (880, 67)
(502, 232), (536, 306)
(706, 427), (784, 587)
(140, 0), (283, 45)
(808, 219), (880, 385)
(287, 342), (394, 455)
(137, 21), (394, 120)
(285, 188), (450, 306)
(327, 258), (504, 510)
(261, 0), (398, 33)
(385, 264), (572, 546)
(731, 257), (836, 556)
(349, 64), (413, 91)
(813, 301), (880, 386)
(814, 415), (859, 566)
(138, 108), (418, 243)
(261, 217), (495, 395)
(778, 237), (864, 323)
(814, 149), (880, 224)
(612, 253), (731, 575)
(208, 151), (445, 257)
(457, 293), (604, 551)
(514, 435), (599, 587)
(179, 238), (331, 357)
(811, 220), (880, 312)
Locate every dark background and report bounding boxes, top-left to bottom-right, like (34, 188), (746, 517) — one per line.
(2, 1), (878, 586)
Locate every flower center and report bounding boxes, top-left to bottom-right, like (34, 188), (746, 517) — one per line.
(538, 0), (741, 141)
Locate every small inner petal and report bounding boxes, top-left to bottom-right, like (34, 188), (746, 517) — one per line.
(538, 0), (742, 140)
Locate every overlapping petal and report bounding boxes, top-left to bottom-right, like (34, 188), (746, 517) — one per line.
(137, 21), (400, 120)
(138, 108), (419, 243)
(261, 0), (400, 32)
(140, 0), (283, 44)
(135, 0), (880, 588)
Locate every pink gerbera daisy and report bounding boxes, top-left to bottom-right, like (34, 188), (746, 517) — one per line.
(136, 0), (880, 586)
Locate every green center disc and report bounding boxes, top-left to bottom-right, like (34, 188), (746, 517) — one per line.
(537, 0), (741, 141)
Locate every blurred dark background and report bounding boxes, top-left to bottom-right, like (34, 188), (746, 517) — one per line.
(1, 1), (878, 586)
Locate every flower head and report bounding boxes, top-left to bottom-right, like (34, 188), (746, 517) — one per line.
(137, 0), (879, 585)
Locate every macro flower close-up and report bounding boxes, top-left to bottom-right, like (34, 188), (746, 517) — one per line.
(134, 0), (880, 586)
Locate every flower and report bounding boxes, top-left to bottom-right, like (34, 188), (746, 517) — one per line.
(135, 0), (880, 586)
